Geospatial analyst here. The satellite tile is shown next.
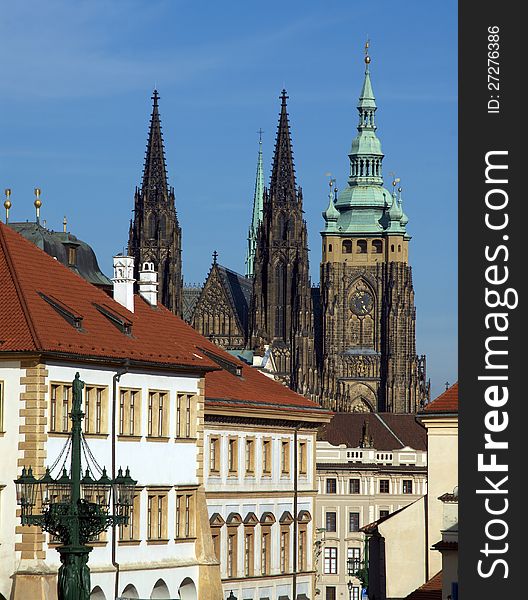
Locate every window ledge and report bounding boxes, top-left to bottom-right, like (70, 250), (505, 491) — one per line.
(146, 539), (169, 545)
(146, 436), (170, 442)
(117, 435), (143, 442)
(83, 433), (109, 439)
(118, 540), (141, 546)
(174, 536), (197, 543)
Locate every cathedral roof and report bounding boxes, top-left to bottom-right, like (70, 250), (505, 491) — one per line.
(141, 89), (170, 197)
(8, 221), (111, 288)
(319, 412), (426, 451)
(269, 89), (297, 203)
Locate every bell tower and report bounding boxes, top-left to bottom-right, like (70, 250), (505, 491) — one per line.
(128, 90), (183, 316)
(319, 45), (428, 412)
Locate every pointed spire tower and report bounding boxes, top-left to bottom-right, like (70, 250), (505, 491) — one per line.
(245, 131), (265, 277)
(319, 43), (426, 414)
(128, 90), (183, 316)
(250, 90), (316, 397)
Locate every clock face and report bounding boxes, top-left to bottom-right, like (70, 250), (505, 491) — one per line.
(350, 290), (374, 315)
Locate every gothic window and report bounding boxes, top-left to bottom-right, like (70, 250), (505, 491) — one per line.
(357, 240), (367, 254)
(274, 262), (286, 338)
(372, 240), (382, 254)
(391, 244), (395, 252)
(159, 214), (167, 239)
(147, 215), (157, 239)
(342, 240), (352, 254)
(328, 244), (333, 252)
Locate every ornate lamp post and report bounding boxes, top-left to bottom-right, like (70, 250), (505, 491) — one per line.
(14, 372), (136, 600)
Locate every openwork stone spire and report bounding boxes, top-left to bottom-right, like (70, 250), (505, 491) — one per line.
(269, 90), (297, 203)
(142, 90), (169, 198)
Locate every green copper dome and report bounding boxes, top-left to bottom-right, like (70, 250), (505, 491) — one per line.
(323, 49), (409, 237)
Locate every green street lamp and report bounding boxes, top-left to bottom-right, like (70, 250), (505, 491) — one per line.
(14, 372), (136, 600)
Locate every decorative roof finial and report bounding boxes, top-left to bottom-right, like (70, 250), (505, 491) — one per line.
(212, 250), (218, 265)
(152, 89), (159, 107)
(365, 38), (371, 65)
(34, 188), (42, 225)
(280, 89), (288, 106)
(63, 215), (67, 233)
(258, 128), (264, 144)
(4, 188), (12, 224)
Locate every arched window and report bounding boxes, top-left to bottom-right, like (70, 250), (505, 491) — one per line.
(391, 244), (395, 252)
(342, 240), (352, 254)
(275, 263), (286, 337)
(398, 244), (401, 252)
(328, 244), (333, 252)
(357, 240), (367, 254)
(372, 240), (382, 254)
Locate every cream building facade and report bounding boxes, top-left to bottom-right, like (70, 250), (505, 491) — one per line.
(315, 414), (427, 600)
(363, 383), (459, 600)
(0, 225), (226, 600)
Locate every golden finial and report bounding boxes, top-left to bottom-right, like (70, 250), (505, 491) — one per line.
(34, 187), (42, 224)
(4, 188), (12, 223)
(63, 215), (67, 233)
(364, 38), (371, 64)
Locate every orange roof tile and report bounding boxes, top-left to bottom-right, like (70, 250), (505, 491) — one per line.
(0, 223), (327, 416)
(405, 572), (443, 600)
(423, 382), (458, 413)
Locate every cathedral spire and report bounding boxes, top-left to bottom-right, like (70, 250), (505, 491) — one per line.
(142, 89), (169, 197)
(269, 89), (297, 201)
(245, 131), (265, 277)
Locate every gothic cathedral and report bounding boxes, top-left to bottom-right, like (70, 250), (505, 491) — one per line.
(126, 54), (428, 413)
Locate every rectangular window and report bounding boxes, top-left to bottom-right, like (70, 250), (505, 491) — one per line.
(281, 440), (290, 475)
(403, 479), (413, 494)
(349, 512), (360, 532)
(147, 492), (167, 540)
(261, 530), (270, 575)
(147, 390), (169, 438)
(227, 532), (237, 578)
(280, 529), (289, 573)
(119, 389), (141, 436)
(380, 479), (390, 493)
(245, 439), (255, 473)
(351, 587), (360, 600)
(176, 393), (194, 438)
(85, 386), (107, 434)
(325, 588), (336, 600)
(349, 478), (360, 494)
(244, 531), (254, 576)
(379, 509), (389, 519)
(298, 528), (306, 571)
(49, 383), (73, 433)
(299, 441), (307, 474)
(212, 532), (220, 561)
(326, 511), (337, 532)
(262, 439), (272, 475)
(324, 547), (338, 574)
(228, 438), (238, 474)
(347, 547), (361, 575)
(119, 492), (140, 542)
(209, 437), (220, 473)
(175, 491), (195, 539)
(326, 478), (337, 494)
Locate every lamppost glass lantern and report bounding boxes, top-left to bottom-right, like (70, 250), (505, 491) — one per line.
(14, 466), (39, 517)
(39, 467), (56, 505)
(80, 469), (97, 503)
(96, 467), (113, 511)
(114, 467), (137, 519)
(53, 467), (72, 503)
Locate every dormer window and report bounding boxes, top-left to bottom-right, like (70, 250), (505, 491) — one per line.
(68, 246), (77, 266)
(357, 240), (367, 254)
(342, 240), (352, 254)
(372, 240), (382, 254)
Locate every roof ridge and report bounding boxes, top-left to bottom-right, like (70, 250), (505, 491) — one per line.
(373, 412), (405, 448)
(0, 224), (42, 349)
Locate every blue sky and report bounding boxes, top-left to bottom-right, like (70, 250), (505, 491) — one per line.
(0, 0), (457, 399)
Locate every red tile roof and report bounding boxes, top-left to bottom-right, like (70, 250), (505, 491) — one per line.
(422, 382), (458, 414)
(404, 572), (442, 600)
(319, 413), (426, 450)
(0, 223), (327, 416)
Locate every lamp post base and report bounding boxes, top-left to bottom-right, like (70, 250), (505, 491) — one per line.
(57, 545), (92, 600)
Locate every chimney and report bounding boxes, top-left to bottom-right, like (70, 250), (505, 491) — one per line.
(138, 262), (158, 306)
(112, 255), (135, 312)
